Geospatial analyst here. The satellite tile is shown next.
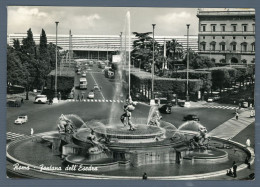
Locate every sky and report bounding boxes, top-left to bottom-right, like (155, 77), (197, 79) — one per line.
(7, 6), (199, 36)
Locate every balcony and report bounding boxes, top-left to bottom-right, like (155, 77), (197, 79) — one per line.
(198, 31), (255, 36)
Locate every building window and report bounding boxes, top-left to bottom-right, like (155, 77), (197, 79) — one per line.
(211, 44), (216, 51)
(244, 36), (247, 40)
(222, 36), (225, 39)
(202, 25), (206, 32)
(233, 25), (237, 32)
(203, 36), (205, 39)
(213, 36), (215, 39)
(232, 44), (236, 51)
(233, 36), (236, 39)
(221, 44), (225, 51)
(252, 43), (255, 51)
(222, 25), (225, 32)
(243, 25), (247, 32)
(212, 25), (216, 32)
(202, 44), (206, 51)
(253, 24), (255, 32)
(242, 44), (247, 52)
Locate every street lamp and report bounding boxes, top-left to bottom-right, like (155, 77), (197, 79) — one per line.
(151, 24), (156, 104)
(186, 24), (190, 102)
(53, 21), (59, 104)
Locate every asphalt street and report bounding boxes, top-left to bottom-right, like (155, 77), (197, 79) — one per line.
(6, 63), (238, 140)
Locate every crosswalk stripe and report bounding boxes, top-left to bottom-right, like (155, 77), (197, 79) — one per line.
(98, 100), (101, 102)
(106, 100), (108, 102)
(94, 100), (97, 102)
(113, 100), (116, 102)
(110, 100), (112, 102)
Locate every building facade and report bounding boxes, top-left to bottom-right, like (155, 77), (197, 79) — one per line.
(197, 8), (255, 64)
(7, 34), (198, 59)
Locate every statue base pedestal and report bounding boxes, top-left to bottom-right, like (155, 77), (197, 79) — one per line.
(53, 97), (59, 104)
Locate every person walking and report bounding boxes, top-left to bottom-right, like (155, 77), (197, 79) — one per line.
(31, 128), (34, 142)
(246, 138), (251, 147)
(142, 172), (147, 180)
(232, 161), (237, 178)
(235, 112), (239, 120)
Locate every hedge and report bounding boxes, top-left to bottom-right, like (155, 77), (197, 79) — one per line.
(130, 72), (203, 94)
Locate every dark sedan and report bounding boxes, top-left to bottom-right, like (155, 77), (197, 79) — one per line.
(159, 104), (172, 114)
(183, 114), (200, 121)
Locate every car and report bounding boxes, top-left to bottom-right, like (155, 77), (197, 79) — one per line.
(207, 97), (214, 102)
(178, 100), (185, 107)
(159, 104), (172, 114)
(88, 91), (95, 99)
(34, 95), (48, 104)
(82, 73), (86, 77)
(94, 84), (99, 91)
(14, 115), (28, 125)
(213, 95), (220, 101)
(183, 114), (200, 122)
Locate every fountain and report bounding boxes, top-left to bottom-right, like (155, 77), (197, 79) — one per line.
(6, 11), (254, 179)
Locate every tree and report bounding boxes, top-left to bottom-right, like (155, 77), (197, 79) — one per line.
(13, 39), (21, 51)
(190, 55), (216, 69)
(39, 29), (49, 61)
(22, 28), (36, 56)
(7, 45), (28, 87)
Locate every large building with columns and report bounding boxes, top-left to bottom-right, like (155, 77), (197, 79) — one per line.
(7, 34), (198, 59)
(197, 8), (255, 65)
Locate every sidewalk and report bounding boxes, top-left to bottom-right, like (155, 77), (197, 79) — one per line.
(208, 110), (255, 139)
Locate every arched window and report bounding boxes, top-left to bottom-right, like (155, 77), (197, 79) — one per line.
(231, 57), (238, 63)
(219, 41), (226, 51)
(241, 42), (247, 52)
(210, 41), (216, 51)
(251, 42), (255, 52)
(200, 41), (206, 51)
(230, 41), (237, 51)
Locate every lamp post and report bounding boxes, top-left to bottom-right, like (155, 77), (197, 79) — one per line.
(53, 21), (59, 104)
(151, 24), (156, 103)
(186, 24), (190, 102)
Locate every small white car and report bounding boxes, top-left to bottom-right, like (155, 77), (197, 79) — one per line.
(15, 115), (28, 125)
(34, 95), (48, 104)
(88, 91), (95, 99)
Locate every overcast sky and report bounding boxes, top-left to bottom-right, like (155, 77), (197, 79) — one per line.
(7, 6), (199, 36)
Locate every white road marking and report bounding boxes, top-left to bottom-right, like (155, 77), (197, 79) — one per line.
(90, 73), (105, 100)
(110, 100), (112, 102)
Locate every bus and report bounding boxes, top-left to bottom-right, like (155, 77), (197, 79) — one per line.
(79, 77), (87, 89)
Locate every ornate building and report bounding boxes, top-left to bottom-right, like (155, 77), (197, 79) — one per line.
(197, 8), (255, 64)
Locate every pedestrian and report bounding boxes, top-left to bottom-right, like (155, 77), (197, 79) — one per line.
(31, 128), (34, 142)
(246, 138), (251, 147)
(77, 94), (80, 101)
(81, 93), (84, 100)
(21, 98), (24, 104)
(142, 172), (147, 180)
(58, 92), (61, 100)
(232, 161), (237, 178)
(235, 112), (239, 120)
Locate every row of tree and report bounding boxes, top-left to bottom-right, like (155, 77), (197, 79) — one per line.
(130, 32), (215, 73)
(7, 28), (61, 99)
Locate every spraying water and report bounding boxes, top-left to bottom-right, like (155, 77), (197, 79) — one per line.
(108, 11), (131, 125)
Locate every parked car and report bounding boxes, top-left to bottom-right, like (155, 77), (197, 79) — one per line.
(207, 97), (214, 102)
(183, 114), (200, 121)
(82, 72), (87, 77)
(159, 104), (172, 114)
(34, 95), (48, 104)
(14, 115), (28, 125)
